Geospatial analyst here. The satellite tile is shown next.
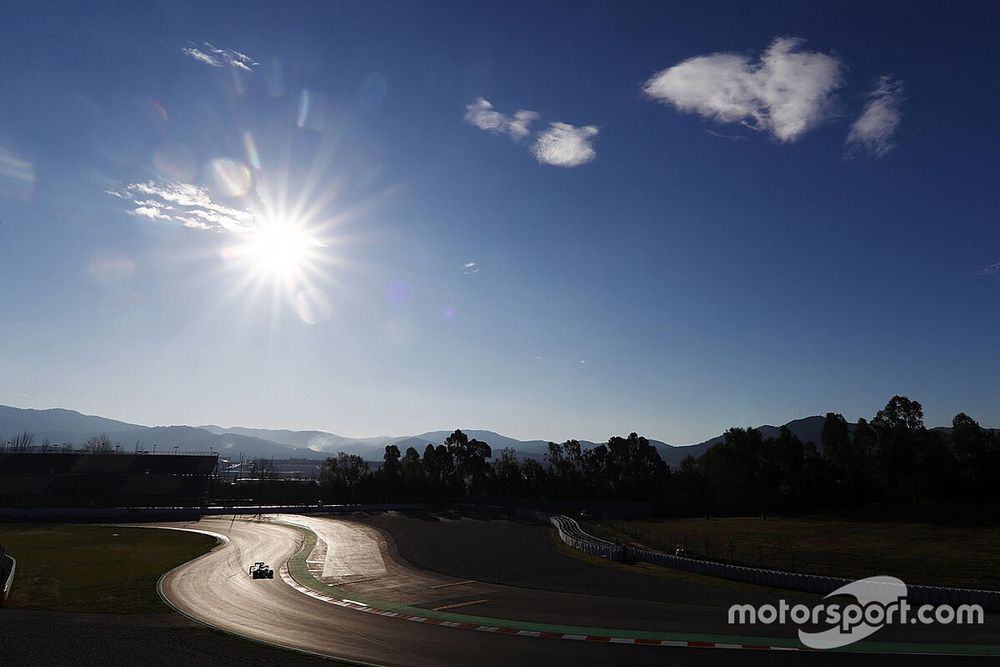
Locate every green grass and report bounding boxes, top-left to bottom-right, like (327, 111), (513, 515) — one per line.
(550, 533), (795, 595)
(593, 516), (1000, 589)
(0, 525), (217, 613)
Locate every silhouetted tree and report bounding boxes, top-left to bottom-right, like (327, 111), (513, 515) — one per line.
(492, 447), (523, 496)
(320, 453), (369, 502)
(521, 457), (547, 496)
(444, 430), (492, 495)
(84, 434), (113, 454)
(952, 413), (989, 463)
(401, 446), (424, 497)
(821, 413), (852, 470)
(8, 432), (34, 452)
(378, 445), (402, 499)
(871, 396), (928, 500)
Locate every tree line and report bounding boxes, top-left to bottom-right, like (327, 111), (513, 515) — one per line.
(0, 432), (124, 454)
(319, 396), (1000, 515)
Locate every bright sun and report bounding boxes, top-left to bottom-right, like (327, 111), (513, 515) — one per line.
(218, 172), (344, 325)
(245, 220), (313, 276)
(223, 215), (328, 302)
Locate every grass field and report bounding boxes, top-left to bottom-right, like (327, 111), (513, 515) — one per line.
(0, 525), (217, 613)
(592, 516), (1000, 590)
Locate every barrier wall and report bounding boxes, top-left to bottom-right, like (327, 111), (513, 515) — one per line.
(0, 553), (15, 607)
(0, 502), (432, 523)
(549, 515), (624, 561)
(551, 515), (1000, 611)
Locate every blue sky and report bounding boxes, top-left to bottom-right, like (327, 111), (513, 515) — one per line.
(1, 1), (997, 444)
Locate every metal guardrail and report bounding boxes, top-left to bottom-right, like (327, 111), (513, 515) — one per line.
(550, 515), (624, 561)
(1, 552), (15, 607)
(551, 516), (1000, 611)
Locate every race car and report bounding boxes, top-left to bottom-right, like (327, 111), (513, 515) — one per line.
(249, 562), (274, 579)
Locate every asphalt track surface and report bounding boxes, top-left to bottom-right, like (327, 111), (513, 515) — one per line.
(157, 515), (998, 666)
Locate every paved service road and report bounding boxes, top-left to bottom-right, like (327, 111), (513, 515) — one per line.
(156, 516), (995, 666)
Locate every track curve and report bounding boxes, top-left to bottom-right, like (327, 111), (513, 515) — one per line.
(155, 515), (994, 666)
(156, 517), (677, 666)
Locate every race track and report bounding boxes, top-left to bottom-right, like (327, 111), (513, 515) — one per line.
(156, 515), (995, 666)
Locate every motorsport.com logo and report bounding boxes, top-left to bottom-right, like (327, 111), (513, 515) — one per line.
(728, 576), (984, 649)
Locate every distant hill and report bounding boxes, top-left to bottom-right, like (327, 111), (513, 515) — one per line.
(0, 406), (314, 459)
(0, 405), (141, 435)
(689, 416), (842, 451)
(408, 430), (552, 454)
(6, 404), (974, 468)
(200, 425), (393, 458)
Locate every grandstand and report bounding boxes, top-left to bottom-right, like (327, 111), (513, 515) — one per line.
(0, 452), (218, 507)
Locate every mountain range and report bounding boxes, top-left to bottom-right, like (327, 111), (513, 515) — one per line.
(0, 405), (938, 466)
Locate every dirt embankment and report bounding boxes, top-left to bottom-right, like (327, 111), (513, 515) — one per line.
(352, 509), (789, 607)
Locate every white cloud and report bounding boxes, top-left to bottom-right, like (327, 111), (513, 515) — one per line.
(133, 206), (170, 221)
(182, 42), (257, 71)
(182, 48), (219, 67)
(846, 76), (903, 158)
(643, 37), (844, 143)
(464, 98), (538, 140)
(464, 99), (598, 167)
(532, 122), (599, 167)
(979, 262), (1000, 276)
(111, 181), (253, 233)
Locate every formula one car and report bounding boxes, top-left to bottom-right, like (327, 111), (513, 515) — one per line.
(249, 562), (274, 579)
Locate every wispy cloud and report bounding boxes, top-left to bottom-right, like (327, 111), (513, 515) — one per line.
(978, 262), (1000, 276)
(643, 37), (844, 143)
(462, 261), (480, 275)
(532, 122), (599, 167)
(182, 42), (258, 71)
(705, 129), (749, 142)
(846, 76), (904, 158)
(109, 181), (253, 233)
(463, 98), (538, 140)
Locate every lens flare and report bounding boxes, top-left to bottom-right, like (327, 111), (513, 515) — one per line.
(358, 73), (388, 109)
(0, 147), (36, 201)
(297, 90), (312, 128)
(243, 132), (261, 170)
(87, 252), (136, 283)
(294, 288), (333, 325)
(208, 157), (252, 197)
(152, 144), (197, 181)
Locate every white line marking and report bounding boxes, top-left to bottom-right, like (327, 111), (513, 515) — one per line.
(433, 598), (490, 611)
(430, 579), (476, 589)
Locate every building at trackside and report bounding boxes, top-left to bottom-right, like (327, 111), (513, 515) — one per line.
(0, 452), (217, 507)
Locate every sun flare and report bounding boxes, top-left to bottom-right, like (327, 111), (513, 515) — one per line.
(222, 212), (330, 306)
(211, 146), (370, 326)
(245, 220), (314, 276)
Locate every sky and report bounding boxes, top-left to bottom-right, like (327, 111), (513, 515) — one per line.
(0, 1), (998, 445)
